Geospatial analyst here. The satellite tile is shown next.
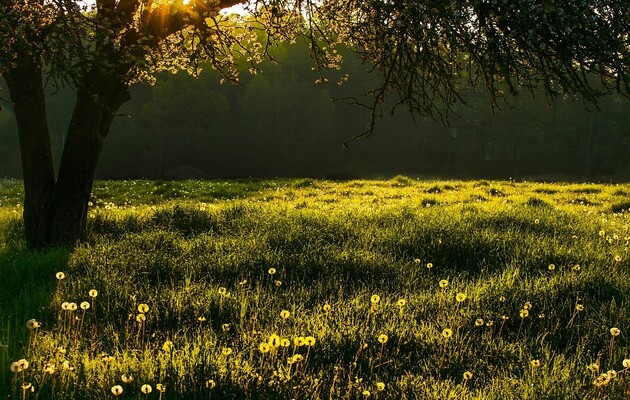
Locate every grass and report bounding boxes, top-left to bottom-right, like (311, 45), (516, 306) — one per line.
(0, 177), (629, 399)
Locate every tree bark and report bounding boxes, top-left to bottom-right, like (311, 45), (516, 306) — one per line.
(49, 75), (130, 245)
(4, 55), (56, 249)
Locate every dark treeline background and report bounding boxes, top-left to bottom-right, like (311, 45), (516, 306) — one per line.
(1, 40), (629, 181)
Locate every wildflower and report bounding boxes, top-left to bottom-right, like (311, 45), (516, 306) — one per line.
(376, 382), (385, 391)
(222, 323), (231, 332)
(397, 299), (407, 307)
(456, 293), (467, 302)
(370, 295), (380, 304)
(21, 383), (32, 391)
(222, 347), (233, 356)
(463, 371), (473, 380)
(198, 316), (206, 322)
(615, 255), (622, 262)
(292, 354), (304, 363)
(575, 304), (585, 312)
(156, 384), (166, 392)
(294, 336), (305, 346)
(573, 265), (581, 272)
(377, 334), (388, 344)
(499, 296), (506, 302)
(62, 361), (73, 371)
(475, 318), (484, 326)
(89, 289), (98, 298)
(61, 302), (70, 310)
(531, 360), (541, 368)
(548, 264), (555, 271)
(599, 230), (606, 237)
(587, 363), (599, 373)
(426, 262), (433, 269)
(268, 268), (276, 275)
(280, 310), (290, 319)
(610, 327), (621, 336)
(218, 287), (227, 295)
(206, 379), (216, 389)
(26, 319), (40, 330)
(594, 373), (610, 387)
(534, 219), (540, 224)
(121, 374), (134, 383)
(268, 334), (281, 347)
(323, 303), (332, 312)
(9, 362), (19, 373)
(623, 359), (630, 369)
(486, 320), (494, 327)
(136, 313), (146, 322)
(439, 279), (449, 288)
(523, 301), (532, 310)
(259, 343), (270, 353)
(56, 272), (65, 280)
(111, 385), (124, 396)
(137, 303), (149, 313)
(141, 384), (152, 394)
(57, 347), (66, 355)
(80, 302), (90, 310)
(43, 363), (55, 374)
(442, 328), (453, 339)
(414, 259), (421, 264)
(501, 315), (509, 320)
(16, 359), (28, 371)
(162, 341), (173, 352)
(305, 336), (316, 346)
(362, 390), (371, 397)
(520, 309), (529, 318)
(280, 338), (290, 347)
(538, 313), (545, 319)
(607, 370), (617, 379)
(68, 302), (77, 311)
(239, 279), (247, 285)
(275, 280), (282, 287)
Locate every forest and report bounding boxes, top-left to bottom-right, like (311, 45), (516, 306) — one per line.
(1, 40), (629, 181)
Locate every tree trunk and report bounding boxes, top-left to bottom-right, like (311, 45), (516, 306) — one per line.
(49, 77), (130, 245)
(4, 55), (56, 249)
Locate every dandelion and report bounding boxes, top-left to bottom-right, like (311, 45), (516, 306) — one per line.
(362, 390), (371, 397)
(531, 360), (541, 368)
(89, 289), (98, 298)
(292, 354), (304, 363)
(9, 362), (19, 373)
(156, 384), (166, 392)
(456, 293), (467, 302)
(370, 295), (380, 304)
(475, 318), (484, 327)
(259, 343), (270, 353)
(206, 379), (216, 389)
(68, 302), (77, 311)
(305, 336), (316, 346)
(323, 303), (331, 312)
(534, 219), (540, 224)
(463, 371), (473, 380)
(80, 301), (90, 310)
(222, 347), (233, 356)
(26, 319), (40, 330)
(548, 264), (555, 271)
(426, 262), (433, 269)
(111, 385), (124, 396)
(610, 327), (621, 336)
(137, 303), (149, 313)
(439, 279), (449, 288)
(378, 334), (388, 344)
(442, 328), (453, 339)
(414, 259), (421, 264)
(268, 334), (281, 347)
(56, 272), (65, 280)
(197, 316), (206, 322)
(594, 373), (611, 387)
(614, 255), (622, 262)
(622, 359), (630, 369)
(280, 338), (290, 347)
(486, 321), (494, 327)
(520, 309), (529, 318)
(523, 301), (532, 310)
(573, 265), (581, 272)
(376, 382), (385, 391)
(575, 304), (584, 312)
(218, 287), (227, 295)
(599, 230), (606, 237)
(538, 313), (545, 319)
(397, 299), (407, 307)
(280, 310), (290, 319)
(136, 313), (146, 322)
(587, 363), (600, 373)
(268, 268), (276, 275)
(41, 363), (55, 374)
(16, 359), (28, 371)
(222, 323), (231, 332)
(141, 384), (152, 394)
(121, 374), (134, 383)
(607, 370), (617, 379)
(294, 336), (305, 346)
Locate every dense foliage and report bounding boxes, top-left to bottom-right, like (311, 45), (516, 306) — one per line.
(1, 178), (629, 398)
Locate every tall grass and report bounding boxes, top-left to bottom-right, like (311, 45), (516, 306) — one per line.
(0, 178), (629, 399)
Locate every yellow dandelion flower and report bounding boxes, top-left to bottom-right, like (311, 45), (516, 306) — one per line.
(414, 258), (421, 264)
(614, 255), (622, 262)
(206, 379), (216, 389)
(136, 313), (146, 322)
(280, 310), (290, 319)
(587, 363), (600, 372)
(575, 304), (584, 312)
(137, 303), (149, 313)
(426, 262), (433, 269)
(259, 343), (270, 353)
(323, 303), (332, 312)
(501, 315), (509, 320)
(294, 336), (305, 347)
(16, 359), (28, 371)
(610, 327), (621, 336)
(280, 338), (290, 347)
(456, 293), (467, 302)
(534, 219), (540, 224)
(162, 341), (173, 352)
(376, 382), (385, 391)
(26, 319), (40, 330)
(548, 264), (555, 271)
(268, 334), (281, 347)
(21, 382), (32, 391)
(156, 384), (166, 392)
(111, 385), (123, 396)
(463, 371), (473, 380)
(268, 268), (276, 275)
(439, 279), (449, 288)
(573, 264), (581, 272)
(56, 272), (65, 280)
(9, 362), (19, 373)
(370, 295), (380, 304)
(442, 328), (453, 339)
(523, 301), (532, 310)
(89, 289), (98, 298)
(362, 389), (371, 397)
(275, 280), (282, 287)
(520, 309), (529, 318)
(530, 360), (541, 368)
(622, 359), (630, 369)
(607, 370), (617, 379)
(538, 313), (545, 319)
(222, 347), (233, 356)
(198, 316), (206, 322)
(292, 354), (304, 363)
(378, 334), (388, 344)
(222, 323), (231, 332)
(486, 320), (494, 327)
(475, 318), (484, 326)
(80, 301), (90, 310)
(121, 374), (134, 383)
(141, 384), (152, 394)
(305, 336), (316, 346)
(397, 299), (407, 307)
(599, 230), (606, 237)
(218, 287), (227, 295)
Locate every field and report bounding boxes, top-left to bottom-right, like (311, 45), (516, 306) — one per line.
(0, 177), (629, 399)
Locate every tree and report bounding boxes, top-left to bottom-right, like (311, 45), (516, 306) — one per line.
(1, 0), (628, 248)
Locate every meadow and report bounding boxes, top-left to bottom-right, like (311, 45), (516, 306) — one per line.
(0, 177), (629, 399)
